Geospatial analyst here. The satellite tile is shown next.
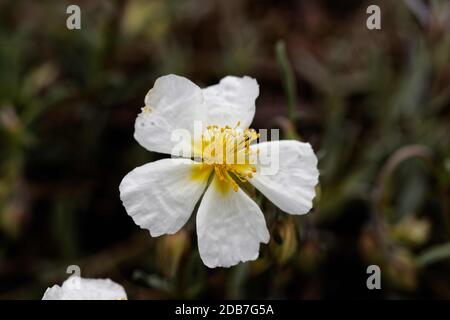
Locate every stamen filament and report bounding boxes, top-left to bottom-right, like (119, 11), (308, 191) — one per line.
(198, 122), (258, 192)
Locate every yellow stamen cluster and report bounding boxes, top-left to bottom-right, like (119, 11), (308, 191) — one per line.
(199, 122), (258, 192)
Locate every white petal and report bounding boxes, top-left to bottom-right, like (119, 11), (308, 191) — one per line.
(135, 74), (206, 155)
(196, 175), (269, 268)
(249, 140), (319, 215)
(203, 76), (259, 128)
(42, 276), (127, 300)
(119, 158), (211, 237)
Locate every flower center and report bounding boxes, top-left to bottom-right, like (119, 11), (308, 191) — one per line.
(196, 122), (259, 192)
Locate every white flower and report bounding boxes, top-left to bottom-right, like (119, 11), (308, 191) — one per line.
(42, 276), (127, 300)
(119, 74), (319, 268)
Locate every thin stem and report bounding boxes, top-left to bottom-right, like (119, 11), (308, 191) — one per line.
(275, 40), (299, 122)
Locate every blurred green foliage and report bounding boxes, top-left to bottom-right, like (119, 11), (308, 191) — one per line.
(0, 0), (449, 299)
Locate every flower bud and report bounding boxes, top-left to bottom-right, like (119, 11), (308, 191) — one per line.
(156, 230), (191, 278)
(269, 218), (298, 265)
(390, 216), (430, 247)
(385, 248), (418, 291)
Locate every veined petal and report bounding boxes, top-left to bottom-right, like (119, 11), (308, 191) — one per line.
(119, 158), (211, 237)
(135, 74), (206, 155)
(42, 276), (127, 300)
(196, 175), (269, 268)
(203, 76), (259, 129)
(249, 140), (319, 215)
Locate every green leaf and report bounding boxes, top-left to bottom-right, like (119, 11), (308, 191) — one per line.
(416, 243), (450, 267)
(275, 40), (299, 122)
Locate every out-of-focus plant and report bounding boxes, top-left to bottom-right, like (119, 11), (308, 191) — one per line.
(0, 0), (449, 299)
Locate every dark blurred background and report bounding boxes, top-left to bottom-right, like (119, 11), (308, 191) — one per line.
(0, 0), (449, 299)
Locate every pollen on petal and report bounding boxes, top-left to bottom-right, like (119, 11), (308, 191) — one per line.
(191, 163), (212, 182)
(213, 173), (233, 195)
(141, 105), (152, 113)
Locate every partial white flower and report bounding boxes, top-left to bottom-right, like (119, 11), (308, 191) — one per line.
(120, 74), (319, 268)
(42, 276), (127, 300)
